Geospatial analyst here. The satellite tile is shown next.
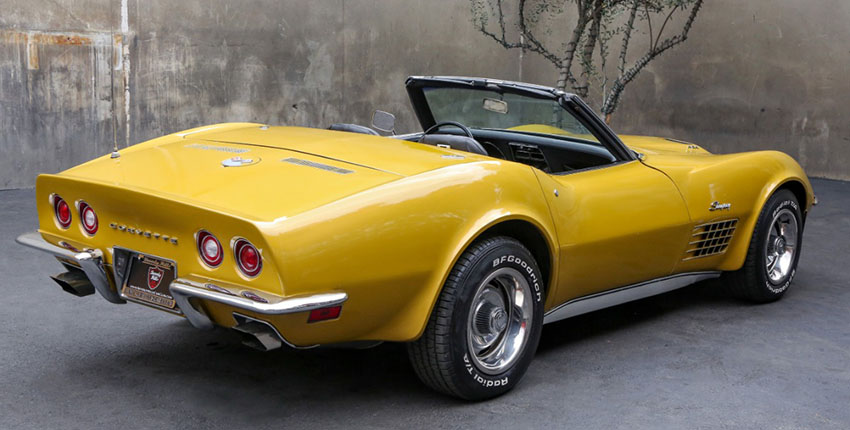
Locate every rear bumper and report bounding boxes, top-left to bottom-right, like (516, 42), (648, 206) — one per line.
(16, 231), (348, 341)
(169, 278), (347, 331)
(16, 232), (124, 304)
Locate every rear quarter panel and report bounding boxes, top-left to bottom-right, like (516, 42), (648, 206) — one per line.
(255, 159), (559, 345)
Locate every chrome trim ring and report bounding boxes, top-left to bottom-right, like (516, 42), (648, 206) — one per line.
(764, 208), (799, 284)
(231, 237), (262, 278)
(466, 267), (533, 375)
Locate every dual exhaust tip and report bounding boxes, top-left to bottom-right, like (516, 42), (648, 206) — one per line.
(50, 270), (288, 352)
(50, 270), (95, 297)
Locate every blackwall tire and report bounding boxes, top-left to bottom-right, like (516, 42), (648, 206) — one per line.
(407, 236), (545, 400)
(723, 189), (803, 303)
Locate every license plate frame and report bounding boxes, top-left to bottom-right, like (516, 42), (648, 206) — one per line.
(116, 248), (180, 312)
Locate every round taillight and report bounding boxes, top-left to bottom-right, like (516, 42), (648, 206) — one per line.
(197, 230), (223, 268)
(79, 202), (98, 235)
(54, 196), (72, 229)
(233, 238), (262, 277)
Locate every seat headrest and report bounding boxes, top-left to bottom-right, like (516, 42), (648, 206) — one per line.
(419, 134), (487, 156)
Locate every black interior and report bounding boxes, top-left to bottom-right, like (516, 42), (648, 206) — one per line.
(419, 134), (488, 156)
(406, 128), (616, 174)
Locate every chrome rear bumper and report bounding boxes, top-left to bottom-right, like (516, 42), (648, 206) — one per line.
(16, 231), (348, 333)
(169, 278), (347, 330)
(16, 232), (124, 304)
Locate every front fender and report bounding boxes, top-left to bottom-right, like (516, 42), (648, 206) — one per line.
(718, 151), (813, 271)
(647, 150), (813, 273)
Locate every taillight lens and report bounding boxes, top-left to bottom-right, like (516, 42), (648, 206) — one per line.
(79, 202), (98, 235)
(197, 230), (223, 267)
(233, 238), (262, 277)
(53, 196), (72, 229)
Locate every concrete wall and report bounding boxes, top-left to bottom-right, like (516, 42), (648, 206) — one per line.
(609, 0), (850, 181)
(0, 0), (847, 189)
(0, 0), (522, 189)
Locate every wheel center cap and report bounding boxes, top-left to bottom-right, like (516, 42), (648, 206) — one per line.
(774, 237), (786, 253)
(490, 308), (508, 333)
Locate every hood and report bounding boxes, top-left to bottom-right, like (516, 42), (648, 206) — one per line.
(62, 125), (480, 221)
(619, 135), (712, 156)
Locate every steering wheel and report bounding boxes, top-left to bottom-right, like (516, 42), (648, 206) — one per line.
(421, 121), (475, 139)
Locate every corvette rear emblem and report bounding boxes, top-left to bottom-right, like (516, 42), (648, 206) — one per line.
(147, 266), (164, 290)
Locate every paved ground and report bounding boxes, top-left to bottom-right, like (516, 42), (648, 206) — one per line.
(1, 178), (848, 429)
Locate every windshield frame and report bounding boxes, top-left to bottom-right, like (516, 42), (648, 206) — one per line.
(405, 76), (636, 162)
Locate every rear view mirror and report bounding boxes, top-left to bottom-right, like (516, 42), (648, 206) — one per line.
(372, 110), (396, 134)
(483, 98), (508, 114)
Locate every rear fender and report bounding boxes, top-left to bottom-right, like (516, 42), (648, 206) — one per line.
(260, 161), (558, 344)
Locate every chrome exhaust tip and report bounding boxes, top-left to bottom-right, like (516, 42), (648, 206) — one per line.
(231, 314), (284, 352)
(50, 270), (95, 297)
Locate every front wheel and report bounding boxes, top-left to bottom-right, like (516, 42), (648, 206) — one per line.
(723, 189), (804, 302)
(407, 236), (545, 400)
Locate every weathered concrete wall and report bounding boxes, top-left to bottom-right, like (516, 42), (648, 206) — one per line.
(520, 0), (850, 181)
(1, 0), (847, 189)
(0, 0), (521, 189)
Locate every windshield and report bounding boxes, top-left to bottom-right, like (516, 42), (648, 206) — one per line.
(421, 86), (600, 144)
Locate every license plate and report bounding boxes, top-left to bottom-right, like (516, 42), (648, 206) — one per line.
(121, 253), (177, 309)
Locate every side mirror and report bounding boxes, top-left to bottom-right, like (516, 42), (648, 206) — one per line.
(371, 110), (396, 134)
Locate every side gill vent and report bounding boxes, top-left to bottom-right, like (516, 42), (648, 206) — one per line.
(684, 219), (738, 260)
(281, 158), (353, 175)
(509, 142), (548, 171)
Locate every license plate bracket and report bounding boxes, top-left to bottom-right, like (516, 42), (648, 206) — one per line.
(120, 252), (178, 310)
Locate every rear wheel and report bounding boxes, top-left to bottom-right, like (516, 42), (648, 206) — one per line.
(723, 189), (803, 302)
(407, 236), (544, 400)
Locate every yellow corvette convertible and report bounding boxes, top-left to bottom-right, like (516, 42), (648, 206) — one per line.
(17, 76), (813, 400)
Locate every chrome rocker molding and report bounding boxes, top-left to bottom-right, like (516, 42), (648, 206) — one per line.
(169, 278), (348, 331)
(16, 232), (125, 304)
(543, 271), (721, 324)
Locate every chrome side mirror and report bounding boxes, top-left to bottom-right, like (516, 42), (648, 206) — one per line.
(371, 110), (396, 134)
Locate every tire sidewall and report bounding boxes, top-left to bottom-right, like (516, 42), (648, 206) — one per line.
(755, 191), (803, 296)
(449, 240), (544, 399)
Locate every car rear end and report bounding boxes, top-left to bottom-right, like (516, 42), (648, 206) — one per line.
(17, 123), (505, 350)
(20, 171), (349, 350)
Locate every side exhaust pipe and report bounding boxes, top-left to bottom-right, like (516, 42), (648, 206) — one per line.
(232, 314), (285, 351)
(50, 270), (95, 297)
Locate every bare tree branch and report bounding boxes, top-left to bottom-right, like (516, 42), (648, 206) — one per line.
(470, 0), (704, 121)
(575, 0), (605, 97)
(602, 0), (703, 116)
(618, 0), (640, 75)
(517, 0), (562, 65)
(557, 0), (591, 91)
(653, 3), (678, 51)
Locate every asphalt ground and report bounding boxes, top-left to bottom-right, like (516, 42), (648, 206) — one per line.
(1, 178), (848, 429)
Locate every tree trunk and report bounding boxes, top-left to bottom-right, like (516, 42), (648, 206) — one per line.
(556, 64), (569, 92)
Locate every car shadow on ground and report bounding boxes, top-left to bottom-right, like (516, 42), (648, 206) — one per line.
(47, 279), (748, 412)
(536, 279), (742, 355)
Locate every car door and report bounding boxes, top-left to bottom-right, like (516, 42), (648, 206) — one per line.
(535, 159), (692, 306)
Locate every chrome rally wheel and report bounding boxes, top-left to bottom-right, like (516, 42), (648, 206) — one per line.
(408, 236), (544, 400)
(467, 267), (533, 375)
(723, 189), (804, 302)
(764, 208), (799, 286)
